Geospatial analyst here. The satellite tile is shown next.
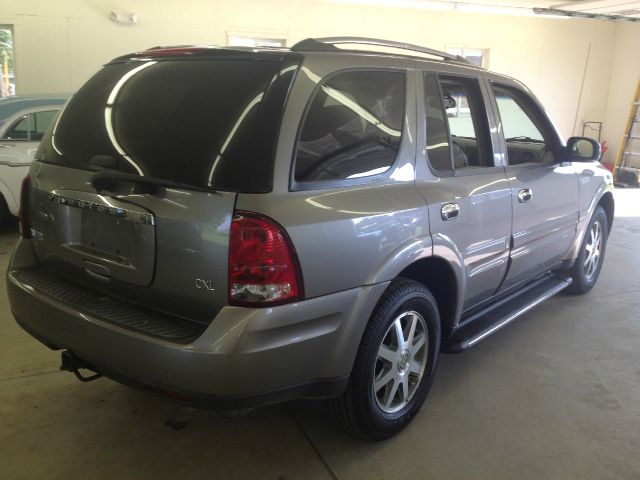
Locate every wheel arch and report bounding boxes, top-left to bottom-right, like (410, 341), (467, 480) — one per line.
(363, 234), (464, 338)
(569, 183), (615, 262)
(598, 191), (614, 234)
(397, 257), (460, 338)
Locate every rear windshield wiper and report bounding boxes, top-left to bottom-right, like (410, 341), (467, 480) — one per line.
(90, 171), (219, 194)
(505, 136), (545, 144)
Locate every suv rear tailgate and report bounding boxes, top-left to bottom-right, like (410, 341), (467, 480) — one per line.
(29, 162), (235, 323)
(21, 52), (300, 323)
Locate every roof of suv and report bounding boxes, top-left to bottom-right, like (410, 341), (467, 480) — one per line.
(111, 37), (481, 70)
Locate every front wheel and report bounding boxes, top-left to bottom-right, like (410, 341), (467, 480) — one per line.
(326, 279), (441, 440)
(567, 205), (608, 294)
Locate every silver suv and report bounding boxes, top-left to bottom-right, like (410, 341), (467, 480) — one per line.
(7, 38), (614, 440)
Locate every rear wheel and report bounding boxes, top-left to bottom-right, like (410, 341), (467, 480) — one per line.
(567, 205), (608, 294)
(326, 279), (440, 440)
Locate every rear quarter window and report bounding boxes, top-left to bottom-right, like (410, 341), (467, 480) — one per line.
(293, 70), (405, 187)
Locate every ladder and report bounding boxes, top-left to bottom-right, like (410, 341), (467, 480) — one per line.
(614, 80), (640, 187)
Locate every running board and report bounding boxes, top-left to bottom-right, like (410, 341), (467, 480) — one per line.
(443, 274), (572, 353)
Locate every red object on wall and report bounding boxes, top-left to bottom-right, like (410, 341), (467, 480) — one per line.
(599, 140), (614, 171)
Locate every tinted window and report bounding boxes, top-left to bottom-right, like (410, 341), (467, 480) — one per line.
(3, 110), (59, 141)
(294, 70), (405, 183)
(3, 115), (28, 140)
(424, 74), (452, 172)
(493, 84), (555, 165)
(38, 59), (290, 192)
(32, 110), (58, 141)
(440, 76), (492, 168)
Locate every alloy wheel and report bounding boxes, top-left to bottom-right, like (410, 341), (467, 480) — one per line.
(584, 220), (603, 282)
(372, 310), (428, 414)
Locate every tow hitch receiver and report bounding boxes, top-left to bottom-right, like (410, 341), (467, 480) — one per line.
(60, 350), (103, 383)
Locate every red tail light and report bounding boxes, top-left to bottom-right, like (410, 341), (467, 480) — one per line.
(229, 211), (303, 306)
(18, 176), (32, 239)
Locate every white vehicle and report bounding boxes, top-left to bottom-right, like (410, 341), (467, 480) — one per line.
(0, 95), (69, 223)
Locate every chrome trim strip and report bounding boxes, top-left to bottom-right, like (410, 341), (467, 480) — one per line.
(510, 246), (532, 260)
(464, 236), (509, 256)
(48, 191), (155, 226)
(468, 257), (506, 278)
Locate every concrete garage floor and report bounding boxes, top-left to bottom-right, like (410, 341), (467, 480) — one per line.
(1, 190), (639, 480)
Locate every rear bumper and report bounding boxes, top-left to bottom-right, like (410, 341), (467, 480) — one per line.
(8, 239), (387, 408)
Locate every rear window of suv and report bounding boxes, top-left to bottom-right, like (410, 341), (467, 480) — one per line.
(38, 58), (294, 193)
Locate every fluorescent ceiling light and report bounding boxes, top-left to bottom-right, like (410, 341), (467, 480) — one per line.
(455, 4), (570, 18)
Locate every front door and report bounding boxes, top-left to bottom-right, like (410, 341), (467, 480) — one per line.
(489, 83), (579, 291)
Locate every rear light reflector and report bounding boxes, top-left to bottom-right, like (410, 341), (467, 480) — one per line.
(229, 211), (303, 306)
(18, 176), (32, 239)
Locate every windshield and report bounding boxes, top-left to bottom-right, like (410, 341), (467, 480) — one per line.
(37, 58), (291, 192)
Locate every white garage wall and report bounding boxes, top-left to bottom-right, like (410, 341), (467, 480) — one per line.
(601, 23), (640, 165)
(1, 0), (635, 147)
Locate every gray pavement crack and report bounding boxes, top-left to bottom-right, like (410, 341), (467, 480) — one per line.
(284, 403), (339, 480)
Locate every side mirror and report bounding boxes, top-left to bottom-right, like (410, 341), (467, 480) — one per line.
(443, 94), (456, 110)
(566, 137), (601, 162)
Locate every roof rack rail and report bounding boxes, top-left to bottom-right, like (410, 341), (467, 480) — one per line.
(290, 37), (473, 65)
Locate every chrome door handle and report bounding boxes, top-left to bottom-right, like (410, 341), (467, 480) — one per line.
(518, 188), (532, 203)
(441, 202), (460, 221)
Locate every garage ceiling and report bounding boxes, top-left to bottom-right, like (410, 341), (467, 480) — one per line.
(470, 0), (640, 18)
(333, 0), (640, 20)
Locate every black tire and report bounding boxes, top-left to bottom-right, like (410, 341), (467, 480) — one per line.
(326, 278), (441, 440)
(566, 205), (608, 294)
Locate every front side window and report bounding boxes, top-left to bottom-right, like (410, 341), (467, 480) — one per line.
(493, 84), (555, 165)
(1, 109), (59, 141)
(294, 70), (405, 184)
(2, 115), (28, 140)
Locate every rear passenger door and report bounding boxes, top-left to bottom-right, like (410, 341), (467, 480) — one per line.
(267, 63), (429, 299)
(489, 82), (579, 291)
(416, 72), (511, 312)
